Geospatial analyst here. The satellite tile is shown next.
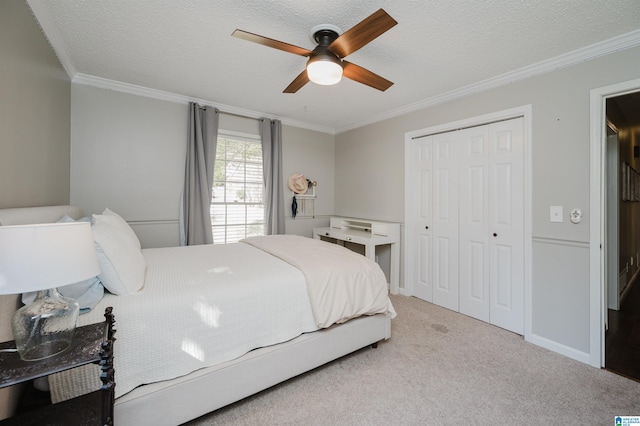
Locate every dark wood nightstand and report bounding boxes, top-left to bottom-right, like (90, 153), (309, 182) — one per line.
(0, 307), (116, 426)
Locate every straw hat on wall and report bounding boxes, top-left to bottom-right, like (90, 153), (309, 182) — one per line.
(288, 173), (308, 194)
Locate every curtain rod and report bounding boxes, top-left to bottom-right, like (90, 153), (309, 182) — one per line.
(219, 110), (261, 121)
(195, 103), (275, 122)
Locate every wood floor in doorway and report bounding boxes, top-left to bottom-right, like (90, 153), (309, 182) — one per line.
(606, 278), (640, 382)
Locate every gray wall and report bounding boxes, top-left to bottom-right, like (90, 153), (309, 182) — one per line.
(334, 45), (640, 360)
(282, 125), (334, 236)
(69, 84), (335, 247)
(0, 0), (71, 419)
(0, 0), (70, 209)
(70, 84), (186, 247)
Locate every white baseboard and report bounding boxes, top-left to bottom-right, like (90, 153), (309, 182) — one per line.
(526, 333), (591, 365)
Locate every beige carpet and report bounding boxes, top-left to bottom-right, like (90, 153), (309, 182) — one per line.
(185, 295), (640, 425)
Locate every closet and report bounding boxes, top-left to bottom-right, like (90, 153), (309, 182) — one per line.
(411, 117), (524, 334)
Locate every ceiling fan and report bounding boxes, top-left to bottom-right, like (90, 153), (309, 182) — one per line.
(232, 9), (397, 93)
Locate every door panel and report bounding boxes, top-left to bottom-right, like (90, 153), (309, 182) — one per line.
(493, 244), (513, 308)
(414, 138), (433, 301)
(459, 127), (490, 322)
(432, 133), (459, 311)
(489, 118), (524, 334)
(493, 163), (512, 226)
(468, 241), (486, 300)
(416, 233), (431, 301)
(606, 134), (619, 311)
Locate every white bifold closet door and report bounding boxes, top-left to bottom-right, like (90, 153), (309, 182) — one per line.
(414, 131), (459, 311)
(414, 137), (433, 303)
(413, 117), (524, 335)
(432, 131), (460, 311)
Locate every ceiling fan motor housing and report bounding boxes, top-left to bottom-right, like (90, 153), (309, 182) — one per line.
(313, 29), (339, 46)
(307, 27), (343, 77)
(309, 24), (342, 44)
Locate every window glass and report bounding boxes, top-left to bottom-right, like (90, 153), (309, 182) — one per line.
(211, 135), (264, 243)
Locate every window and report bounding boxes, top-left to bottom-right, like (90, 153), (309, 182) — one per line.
(211, 134), (264, 243)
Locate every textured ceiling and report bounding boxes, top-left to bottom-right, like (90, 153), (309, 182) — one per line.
(27, 0), (640, 133)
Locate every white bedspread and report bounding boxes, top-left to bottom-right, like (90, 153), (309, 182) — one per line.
(49, 242), (318, 401)
(241, 235), (396, 328)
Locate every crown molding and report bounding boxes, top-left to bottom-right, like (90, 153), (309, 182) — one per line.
(25, 0), (640, 137)
(336, 29), (640, 134)
(26, 0), (76, 78)
(28, 0), (334, 135)
(71, 74), (336, 135)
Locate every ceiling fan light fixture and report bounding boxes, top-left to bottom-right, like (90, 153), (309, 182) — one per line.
(306, 54), (343, 86)
(233, 9), (396, 93)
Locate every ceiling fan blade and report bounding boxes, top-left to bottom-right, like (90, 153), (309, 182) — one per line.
(232, 29), (313, 57)
(328, 9), (397, 58)
(283, 69), (310, 93)
(342, 61), (393, 92)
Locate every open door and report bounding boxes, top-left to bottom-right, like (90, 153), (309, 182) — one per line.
(606, 132), (619, 315)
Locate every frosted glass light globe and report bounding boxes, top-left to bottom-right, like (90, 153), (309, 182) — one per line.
(307, 57), (343, 85)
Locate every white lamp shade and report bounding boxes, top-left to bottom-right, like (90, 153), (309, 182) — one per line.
(307, 58), (343, 85)
(0, 222), (100, 295)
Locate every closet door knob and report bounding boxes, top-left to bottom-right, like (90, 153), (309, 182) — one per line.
(425, 226), (429, 230)
(493, 233), (498, 237)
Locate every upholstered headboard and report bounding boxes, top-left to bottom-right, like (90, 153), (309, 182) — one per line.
(0, 205), (82, 226)
(0, 205), (82, 420)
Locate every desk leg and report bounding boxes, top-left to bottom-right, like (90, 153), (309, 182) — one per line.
(364, 244), (375, 262)
(365, 244), (394, 292)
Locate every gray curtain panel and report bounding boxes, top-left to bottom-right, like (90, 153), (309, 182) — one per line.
(182, 102), (219, 245)
(260, 118), (285, 235)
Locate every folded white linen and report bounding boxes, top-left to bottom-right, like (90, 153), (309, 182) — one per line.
(241, 235), (396, 328)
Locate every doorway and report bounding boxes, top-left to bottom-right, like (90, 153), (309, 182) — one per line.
(603, 91), (640, 380)
(589, 78), (640, 370)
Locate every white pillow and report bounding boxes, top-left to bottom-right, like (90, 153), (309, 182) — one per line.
(92, 213), (146, 296)
(45, 214), (105, 312)
(22, 277), (104, 314)
(100, 207), (141, 249)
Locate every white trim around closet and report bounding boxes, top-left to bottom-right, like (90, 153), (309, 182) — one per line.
(404, 105), (532, 341)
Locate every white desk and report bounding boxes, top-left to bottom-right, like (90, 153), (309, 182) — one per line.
(313, 217), (400, 294)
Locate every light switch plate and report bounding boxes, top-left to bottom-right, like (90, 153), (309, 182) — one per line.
(550, 205), (563, 223)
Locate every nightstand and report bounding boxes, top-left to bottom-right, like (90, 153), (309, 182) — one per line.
(0, 307), (116, 425)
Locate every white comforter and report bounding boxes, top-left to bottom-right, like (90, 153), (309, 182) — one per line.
(49, 237), (394, 402)
(241, 235), (395, 328)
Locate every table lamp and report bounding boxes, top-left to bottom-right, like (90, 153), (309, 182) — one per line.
(0, 222), (100, 361)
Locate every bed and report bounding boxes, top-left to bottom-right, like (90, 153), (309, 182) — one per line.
(0, 205), (395, 425)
